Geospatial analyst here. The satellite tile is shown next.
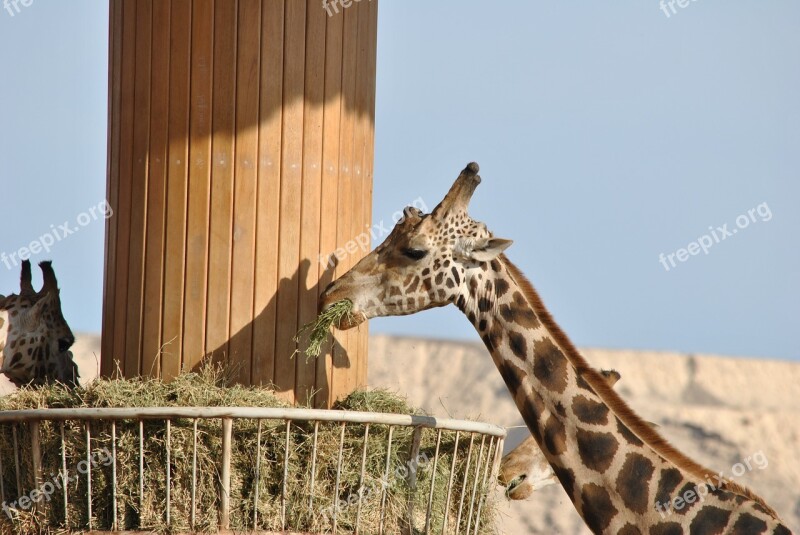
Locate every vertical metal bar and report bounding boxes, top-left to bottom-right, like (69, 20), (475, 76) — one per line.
(112, 421), (118, 531)
(165, 419), (171, 527)
(472, 437), (495, 534)
(282, 420), (291, 531)
(29, 421), (43, 497)
(86, 422), (92, 531)
(191, 419), (197, 530)
(0, 427), (5, 504)
(441, 430), (460, 535)
(332, 422), (346, 534)
(139, 420), (144, 524)
(355, 424), (370, 534)
(473, 437), (502, 535)
(378, 425), (394, 535)
(407, 426), (423, 531)
(465, 436), (486, 535)
(61, 422), (68, 527)
(220, 418), (232, 530)
(0, 434), (4, 506)
(253, 419), (262, 529)
(490, 435), (504, 484)
(454, 433), (475, 532)
(309, 421), (319, 511)
(12, 425), (21, 496)
(424, 429), (442, 534)
(28, 420), (43, 519)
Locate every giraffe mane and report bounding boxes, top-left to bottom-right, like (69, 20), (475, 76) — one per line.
(500, 254), (777, 517)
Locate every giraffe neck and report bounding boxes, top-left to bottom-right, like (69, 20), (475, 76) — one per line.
(457, 256), (786, 533)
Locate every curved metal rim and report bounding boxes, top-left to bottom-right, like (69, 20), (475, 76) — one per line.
(0, 407), (507, 437)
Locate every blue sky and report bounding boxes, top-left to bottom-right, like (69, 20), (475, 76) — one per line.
(1, 1), (798, 361)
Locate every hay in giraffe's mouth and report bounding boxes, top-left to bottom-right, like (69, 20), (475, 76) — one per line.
(505, 474), (525, 495)
(295, 299), (355, 358)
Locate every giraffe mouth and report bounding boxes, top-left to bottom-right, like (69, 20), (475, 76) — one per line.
(318, 302), (366, 331)
(334, 310), (366, 330)
(504, 475), (526, 498)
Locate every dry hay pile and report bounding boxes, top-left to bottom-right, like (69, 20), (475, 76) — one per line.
(0, 367), (498, 534)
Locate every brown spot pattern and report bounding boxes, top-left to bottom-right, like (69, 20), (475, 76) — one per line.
(542, 413), (567, 456)
(650, 523), (684, 535)
(552, 465), (576, 500)
(532, 338), (568, 393)
(689, 506), (731, 535)
(617, 417), (644, 446)
(494, 278), (509, 297)
(581, 483), (618, 533)
(508, 331), (527, 359)
(654, 468), (683, 512)
(615, 453), (655, 514)
(576, 429), (618, 473)
(572, 394), (610, 425)
(729, 513), (768, 535)
(499, 291), (539, 328)
(674, 482), (701, 516)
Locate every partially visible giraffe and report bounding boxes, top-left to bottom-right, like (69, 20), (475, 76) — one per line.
(0, 260), (78, 387)
(320, 163), (791, 534)
(499, 369), (622, 499)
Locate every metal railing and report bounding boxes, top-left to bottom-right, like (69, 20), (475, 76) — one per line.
(0, 407), (506, 534)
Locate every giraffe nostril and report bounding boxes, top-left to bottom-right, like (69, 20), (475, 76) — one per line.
(59, 337), (74, 352)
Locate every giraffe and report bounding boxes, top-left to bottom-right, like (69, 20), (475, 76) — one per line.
(499, 369), (622, 500)
(320, 163), (792, 534)
(0, 260), (79, 387)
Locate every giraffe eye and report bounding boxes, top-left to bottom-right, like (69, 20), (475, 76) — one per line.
(403, 248), (428, 261)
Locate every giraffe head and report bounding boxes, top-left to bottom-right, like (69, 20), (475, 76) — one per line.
(0, 260), (77, 387)
(320, 163), (512, 326)
(498, 370), (622, 500)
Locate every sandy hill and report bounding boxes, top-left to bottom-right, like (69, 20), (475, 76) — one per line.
(367, 335), (800, 534)
(2, 333), (798, 534)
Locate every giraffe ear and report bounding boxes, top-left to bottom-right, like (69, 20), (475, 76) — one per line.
(455, 237), (513, 262)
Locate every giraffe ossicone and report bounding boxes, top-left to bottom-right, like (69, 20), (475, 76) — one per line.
(320, 163), (791, 534)
(0, 260), (79, 388)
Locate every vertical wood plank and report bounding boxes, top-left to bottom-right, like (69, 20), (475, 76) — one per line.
(141, 0), (171, 378)
(124, 0), (153, 377)
(161, 0), (192, 379)
(296, 0), (327, 405)
(273, 0), (307, 400)
(329, 2), (359, 405)
(228, 0), (262, 385)
(110, 0), (137, 373)
(101, 0), (123, 377)
(252, 0), (285, 387)
(359, 0), (379, 388)
(205, 0), (238, 368)
(351, 0), (372, 392)
(315, 5), (344, 408)
(182, 0), (215, 371)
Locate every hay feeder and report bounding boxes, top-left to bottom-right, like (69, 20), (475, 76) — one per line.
(0, 406), (505, 534)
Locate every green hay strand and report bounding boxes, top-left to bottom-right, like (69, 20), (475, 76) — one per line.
(0, 367), (498, 534)
(295, 299), (354, 358)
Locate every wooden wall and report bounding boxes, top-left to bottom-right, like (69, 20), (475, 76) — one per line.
(101, 0), (378, 407)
